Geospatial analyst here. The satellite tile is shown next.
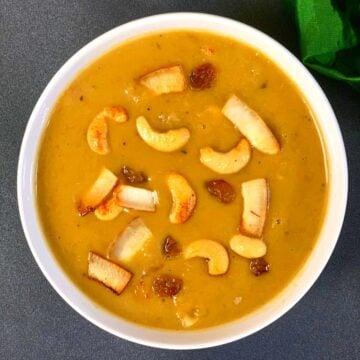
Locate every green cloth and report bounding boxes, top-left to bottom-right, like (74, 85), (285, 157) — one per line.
(287, 0), (360, 92)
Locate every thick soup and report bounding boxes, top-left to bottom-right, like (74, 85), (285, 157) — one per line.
(37, 31), (327, 330)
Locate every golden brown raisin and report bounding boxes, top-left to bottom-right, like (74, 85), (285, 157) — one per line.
(250, 258), (270, 276)
(162, 236), (181, 258)
(190, 63), (216, 89)
(152, 274), (183, 297)
(77, 204), (94, 217)
(121, 165), (148, 184)
(206, 179), (236, 203)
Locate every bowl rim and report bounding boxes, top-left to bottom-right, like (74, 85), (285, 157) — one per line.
(17, 12), (348, 350)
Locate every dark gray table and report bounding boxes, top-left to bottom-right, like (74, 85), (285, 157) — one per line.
(1, 1), (359, 359)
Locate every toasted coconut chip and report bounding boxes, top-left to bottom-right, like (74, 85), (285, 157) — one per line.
(240, 178), (269, 238)
(114, 184), (157, 212)
(78, 168), (118, 216)
(107, 217), (153, 262)
(166, 172), (196, 224)
(139, 65), (187, 95)
(88, 252), (132, 294)
(184, 239), (229, 275)
(222, 94), (280, 155)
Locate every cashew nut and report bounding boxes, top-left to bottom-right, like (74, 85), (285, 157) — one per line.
(136, 116), (190, 152)
(184, 239), (229, 275)
(94, 187), (123, 221)
(167, 172), (196, 224)
(230, 234), (267, 259)
(87, 106), (128, 155)
(200, 138), (251, 174)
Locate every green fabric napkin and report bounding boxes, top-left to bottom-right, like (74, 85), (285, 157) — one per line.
(287, 0), (360, 92)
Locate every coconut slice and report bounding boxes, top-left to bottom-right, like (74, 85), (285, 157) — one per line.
(88, 252), (132, 294)
(139, 65), (187, 95)
(78, 167), (118, 216)
(114, 184), (157, 212)
(167, 173), (196, 224)
(107, 218), (153, 262)
(136, 116), (190, 152)
(222, 94), (280, 155)
(200, 138), (251, 174)
(240, 178), (269, 238)
(184, 239), (229, 275)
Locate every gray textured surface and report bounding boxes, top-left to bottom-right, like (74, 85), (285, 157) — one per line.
(1, 0), (359, 359)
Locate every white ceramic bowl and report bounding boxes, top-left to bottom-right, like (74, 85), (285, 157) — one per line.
(17, 13), (348, 349)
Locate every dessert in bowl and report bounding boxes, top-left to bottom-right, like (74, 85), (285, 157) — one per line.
(17, 13), (347, 349)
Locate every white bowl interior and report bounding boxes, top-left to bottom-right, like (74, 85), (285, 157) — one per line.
(17, 13), (348, 349)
